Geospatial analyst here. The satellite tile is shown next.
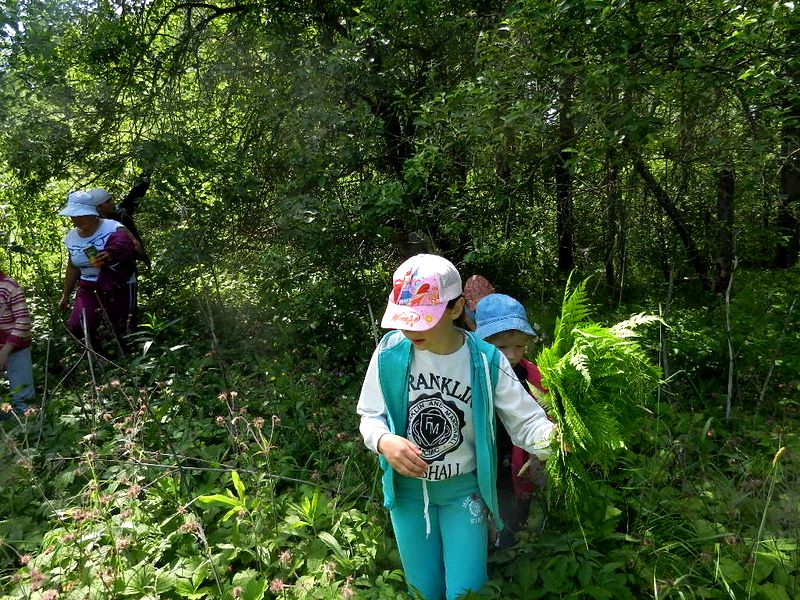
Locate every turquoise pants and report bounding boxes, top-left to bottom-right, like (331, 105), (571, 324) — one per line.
(391, 472), (489, 600)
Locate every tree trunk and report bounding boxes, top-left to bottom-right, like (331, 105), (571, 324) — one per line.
(604, 147), (625, 294)
(555, 75), (576, 273)
(714, 167), (735, 293)
(628, 149), (711, 290)
(776, 120), (800, 268)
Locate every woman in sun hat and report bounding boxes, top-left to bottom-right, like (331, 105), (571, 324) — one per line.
(58, 191), (137, 354)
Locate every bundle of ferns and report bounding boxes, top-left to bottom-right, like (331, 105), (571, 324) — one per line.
(533, 278), (662, 516)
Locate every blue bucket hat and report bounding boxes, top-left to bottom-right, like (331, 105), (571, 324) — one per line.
(474, 293), (536, 340)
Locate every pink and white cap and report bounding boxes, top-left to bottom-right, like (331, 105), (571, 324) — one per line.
(381, 254), (463, 332)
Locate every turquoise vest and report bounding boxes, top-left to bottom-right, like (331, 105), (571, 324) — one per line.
(375, 330), (503, 527)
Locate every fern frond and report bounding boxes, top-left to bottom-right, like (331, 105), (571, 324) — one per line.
(535, 276), (662, 521)
(610, 313), (664, 338)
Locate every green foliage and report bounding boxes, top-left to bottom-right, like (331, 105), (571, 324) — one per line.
(3, 267), (800, 598)
(663, 268), (800, 414)
(536, 276), (662, 517)
(1, 1), (800, 598)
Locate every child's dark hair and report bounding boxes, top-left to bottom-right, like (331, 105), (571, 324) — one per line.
(449, 295), (470, 329)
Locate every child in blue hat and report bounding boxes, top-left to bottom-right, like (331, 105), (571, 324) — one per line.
(474, 293), (549, 549)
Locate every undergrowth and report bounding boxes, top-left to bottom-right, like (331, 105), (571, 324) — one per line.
(1, 269), (798, 599)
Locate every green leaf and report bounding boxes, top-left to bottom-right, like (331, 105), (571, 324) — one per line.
(230, 471), (246, 503)
(197, 494), (241, 508)
(318, 531), (348, 561)
(755, 583), (791, 600)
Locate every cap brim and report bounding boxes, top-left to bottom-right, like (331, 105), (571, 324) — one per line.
(381, 301), (448, 332)
(475, 317), (535, 340)
(59, 205), (98, 217)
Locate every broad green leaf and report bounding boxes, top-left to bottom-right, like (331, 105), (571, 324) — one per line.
(231, 471), (246, 503)
(197, 494), (241, 508)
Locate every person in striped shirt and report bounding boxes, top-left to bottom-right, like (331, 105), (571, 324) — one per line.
(0, 270), (33, 415)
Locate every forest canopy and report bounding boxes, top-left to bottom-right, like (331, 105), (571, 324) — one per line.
(1, 0), (798, 302)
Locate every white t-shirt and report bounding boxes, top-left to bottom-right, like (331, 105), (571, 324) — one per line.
(358, 332), (554, 482)
(64, 219), (123, 282)
(405, 343), (475, 481)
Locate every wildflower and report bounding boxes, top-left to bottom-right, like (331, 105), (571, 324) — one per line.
(322, 561), (336, 580)
(71, 509), (87, 522)
(1, 402), (11, 413)
(115, 537), (131, 551)
(272, 415), (281, 428)
(253, 416), (265, 429)
(102, 412), (113, 421)
(177, 505), (188, 515)
(126, 484), (142, 498)
(42, 589), (60, 600)
(229, 391), (239, 398)
(269, 578), (285, 593)
(278, 550), (292, 564)
(217, 391), (229, 402)
(19, 554), (31, 566)
(63, 533), (75, 543)
(232, 586), (243, 599)
(23, 406), (37, 417)
(110, 379), (121, 388)
(215, 415), (225, 426)
(29, 568), (43, 590)
(341, 576), (355, 599)
(99, 568), (114, 585)
(336, 432), (348, 440)
(178, 520), (199, 534)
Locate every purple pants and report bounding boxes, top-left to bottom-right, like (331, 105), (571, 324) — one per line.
(67, 282), (136, 346)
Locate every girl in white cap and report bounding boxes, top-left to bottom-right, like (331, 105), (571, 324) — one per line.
(357, 254), (556, 600)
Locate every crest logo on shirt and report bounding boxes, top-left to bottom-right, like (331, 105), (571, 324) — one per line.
(408, 393), (464, 463)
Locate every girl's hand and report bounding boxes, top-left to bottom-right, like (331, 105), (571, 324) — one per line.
(378, 434), (428, 478)
(554, 425), (572, 453)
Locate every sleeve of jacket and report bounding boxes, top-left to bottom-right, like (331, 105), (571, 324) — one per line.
(493, 353), (555, 459)
(120, 173), (151, 215)
(1, 282), (31, 347)
(357, 347), (391, 454)
(103, 229), (136, 261)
